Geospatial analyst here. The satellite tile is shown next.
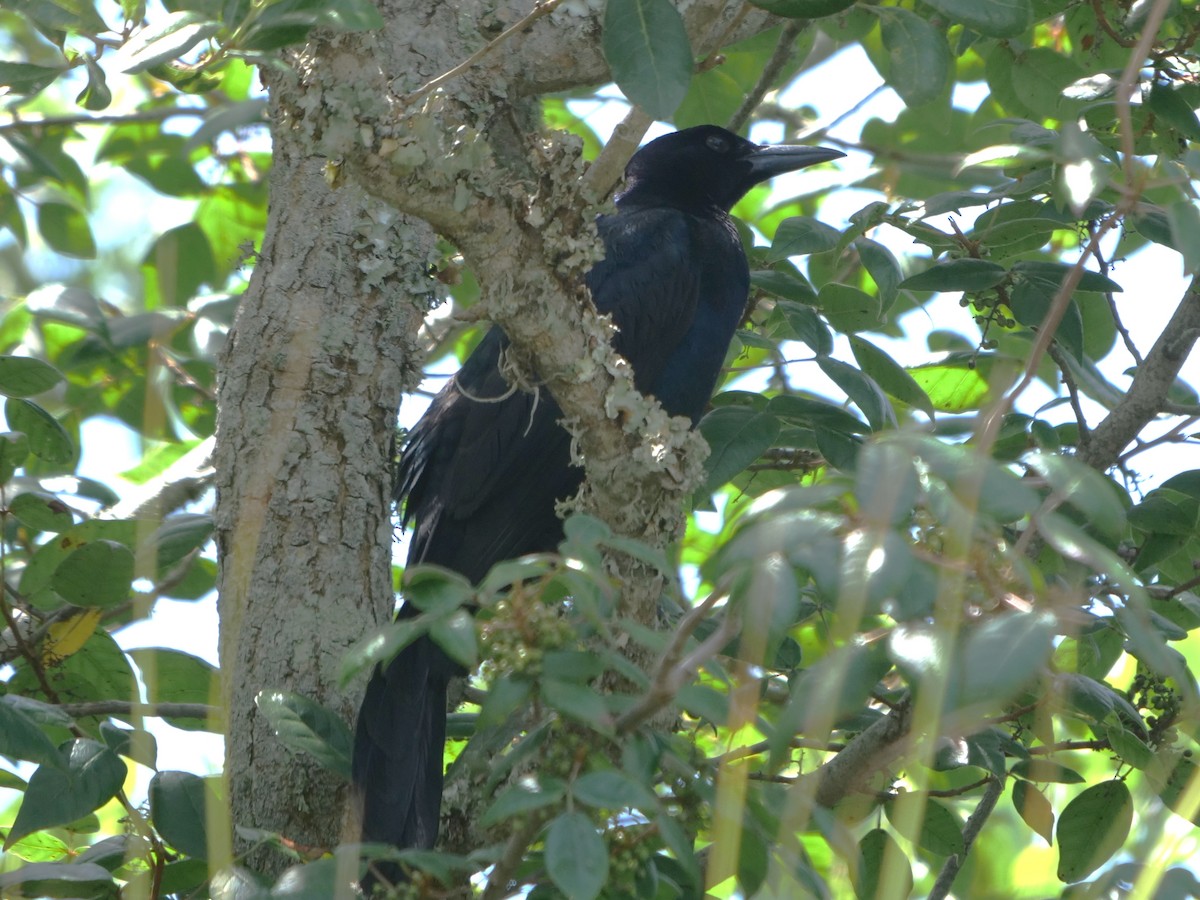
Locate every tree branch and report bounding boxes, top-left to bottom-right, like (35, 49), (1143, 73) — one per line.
(55, 700), (219, 719)
(1078, 277), (1200, 471)
(928, 775), (1005, 900)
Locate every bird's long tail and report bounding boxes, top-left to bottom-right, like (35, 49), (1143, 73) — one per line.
(353, 633), (450, 879)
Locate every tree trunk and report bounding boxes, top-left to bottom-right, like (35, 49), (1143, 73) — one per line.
(212, 78), (432, 866)
(213, 0), (777, 871)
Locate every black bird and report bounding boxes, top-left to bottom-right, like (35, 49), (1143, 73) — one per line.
(353, 125), (843, 862)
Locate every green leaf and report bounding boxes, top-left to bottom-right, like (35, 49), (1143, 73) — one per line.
(772, 301), (832, 355)
(5, 740), (127, 849)
(0, 355), (64, 397)
(0, 862), (116, 899)
(885, 793), (965, 857)
(149, 771), (209, 859)
(854, 828), (912, 900)
(768, 216), (841, 261)
(0, 430), (30, 481)
(1056, 780), (1133, 883)
(1167, 199), (1200, 275)
(0, 61), (65, 95)
(255, 691), (353, 780)
(129, 648), (219, 731)
(0, 697), (65, 768)
(1025, 453), (1126, 541)
(602, 0), (693, 120)
(37, 203), (96, 259)
(1053, 673), (1145, 734)
(899, 258), (1007, 292)
(1012, 780), (1054, 845)
(145, 223), (216, 307)
(5, 399), (72, 465)
(116, 12), (221, 74)
(1011, 260), (1123, 294)
(1157, 757), (1200, 826)
(51, 539), (135, 608)
(1148, 81), (1200, 141)
(750, 0), (856, 17)
(572, 770), (656, 810)
(1010, 47), (1086, 120)
(475, 677), (532, 730)
(545, 811), (609, 900)
(480, 778), (566, 827)
(1104, 724), (1154, 770)
(957, 611), (1055, 709)
(1011, 759), (1085, 784)
(429, 609), (478, 668)
(540, 678), (612, 733)
(698, 406), (781, 494)
(815, 281), (882, 333)
(854, 440), (919, 526)
(849, 336), (934, 415)
(856, 238), (903, 307)
(920, 0), (1032, 37)
(818, 356), (893, 430)
(877, 8), (952, 107)
(75, 54), (111, 111)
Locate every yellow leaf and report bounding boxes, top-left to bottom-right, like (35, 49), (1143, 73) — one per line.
(43, 608), (102, 665)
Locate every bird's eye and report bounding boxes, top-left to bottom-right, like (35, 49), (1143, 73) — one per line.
(705, 135), (728, 153)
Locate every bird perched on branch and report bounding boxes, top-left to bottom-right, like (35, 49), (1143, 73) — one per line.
(353, 125), (843, 864)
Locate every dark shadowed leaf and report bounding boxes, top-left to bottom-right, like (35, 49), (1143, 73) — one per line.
(699, 406), (782, 494)
(0, 697), (64, 768)
(5, 398), (73, 463)
(545, 811), (608, 900)
(37, 203), (96, 259)
(750, 0), (856, 17)
(0, 356), (63, 397)
(849, 336), (934, 415)
(1012, 759), (1085, 784)
(149, 771), (209, 859)
(1056, 780), (1132, 882)
(130, 648), (219, 732)
(51, 540), (135, 608)
(255, 691), (353, 780)
(899, 258), (1007, 292)
(5, 740), (127, 848)
(877, 8), (952, 107)
(480, 778), (566, 827)
(885, 793), (965, 857)
(818, 357), (893, 429)
(0, 862), (116, 899)
(603, 0), (693, 120)
(855, 828), (912, 899)
(921, 0), (1031, 36)
(572, 770), (656, 810)
(768, 216), (841, 260)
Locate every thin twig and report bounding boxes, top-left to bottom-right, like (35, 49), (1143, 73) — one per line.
(614, 590), (735, 734)
(929, 775), (1005, 900)
(1114, 0), (1174, 192)
(727, 20), (805, 134)
(0, 106), (209, 134)
(1048, 343), (1092, 447)
(403, 0), (567, 106)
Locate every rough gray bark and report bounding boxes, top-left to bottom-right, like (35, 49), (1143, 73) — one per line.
(213, 0), (783, 870)
(212, 80), (432, 864)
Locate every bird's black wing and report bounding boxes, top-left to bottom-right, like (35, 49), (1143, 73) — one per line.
(586, 206), (706, 398)
(396, 326), (580, 584)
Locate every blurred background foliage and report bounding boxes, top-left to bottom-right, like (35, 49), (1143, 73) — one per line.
(1, 0), (1200, 897)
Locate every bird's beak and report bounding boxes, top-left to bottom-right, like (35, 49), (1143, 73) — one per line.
(744, 144), (845, 181)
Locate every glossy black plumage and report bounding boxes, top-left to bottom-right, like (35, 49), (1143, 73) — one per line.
(353, 126), (843, 866)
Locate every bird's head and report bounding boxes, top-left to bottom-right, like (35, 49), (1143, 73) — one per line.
(617, 124), (845, 214)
